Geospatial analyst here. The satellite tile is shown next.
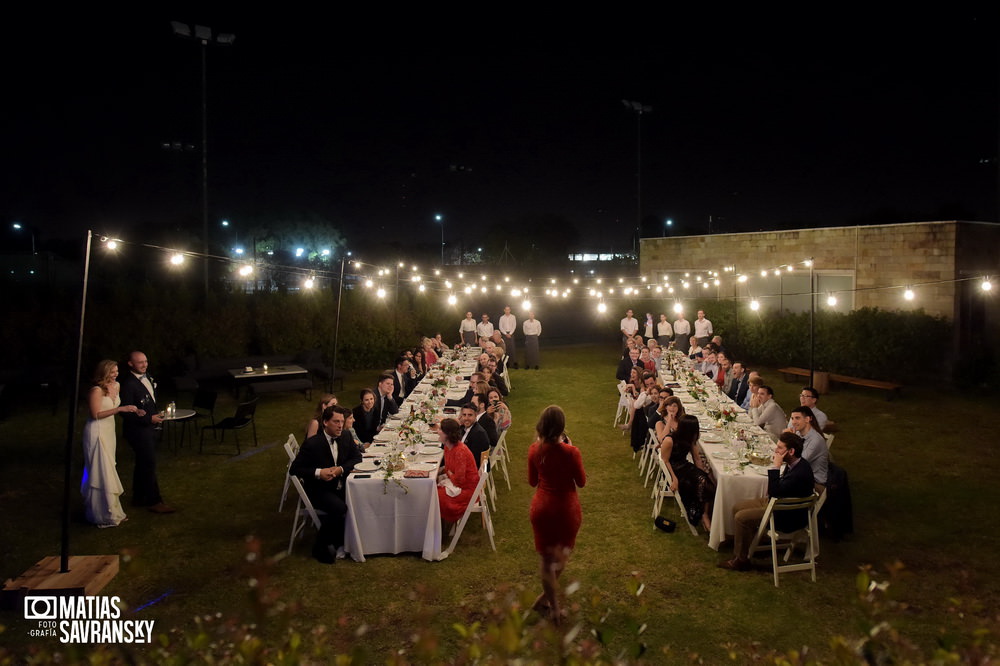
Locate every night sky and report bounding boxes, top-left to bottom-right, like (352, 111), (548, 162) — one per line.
(4, 11), (997, 256)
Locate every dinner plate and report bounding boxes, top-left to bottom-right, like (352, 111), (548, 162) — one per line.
(408, 462), (436, 472)
(355, 460), (379, 472)
(701, 433), (724, 443)
(747, 464), (770, 476)
(420, 444), (443, 452)
(711, 450), (738, 460)
(367, 445), (392, 455)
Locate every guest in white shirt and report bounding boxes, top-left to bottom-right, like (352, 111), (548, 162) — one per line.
(787, 406), (829, 487)
(787, 386), (829, 432)
(750, 385), (786, 441)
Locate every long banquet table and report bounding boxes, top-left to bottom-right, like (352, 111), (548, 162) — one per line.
(658, 356), (775, 550)
(344, 350), (480, 562)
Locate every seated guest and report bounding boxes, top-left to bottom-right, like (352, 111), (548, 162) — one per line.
(644, 385), (662, 429)
(391, 356), (415, 404)
(741, 373), (763, 410)
(486, 387), (512, 432)
(719, 431), (814, 571)
(787, 406), (829, 488)
(340, 405), (366, 454)
(727, 362), (750, 405)
(655, 395), (686, 447)
(650, 345), (663, 366)
(628, 373), (657, 452)
(459, 404), (491, 467)
(352, 389), (380, 444)
(490, 330), (506, 353)
(617, 347), (642, 381)
(374, 374), (399, 427)
(411, 349), (427, 381)
(436, 418), (480, 527)
(787, 387), (829, 432)
(306, 393), (338, 440)
(290, 406), (363, 563)
(446, 371), (485, 407)
(485, 357), (509, 396)
(749, 385), (786, 441)
(431, 333), (449, 352)
(422, 337), (439, 366)
(470, 393), (500, 448)
(659, 415), (715, 531)
(715, 352), (731, 391)
(699, 351), (720, 379)
(490, 346), (507, 374)
(688, 336), (703, 360)
(639, 347), (657, 375)
(711, 335), (726, 356)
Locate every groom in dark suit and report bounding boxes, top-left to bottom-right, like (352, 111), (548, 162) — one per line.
(290, 405), (363, 563)
(119, 351), (175, 513)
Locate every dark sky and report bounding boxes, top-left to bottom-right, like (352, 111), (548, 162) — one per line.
(4, 11), (997, 254)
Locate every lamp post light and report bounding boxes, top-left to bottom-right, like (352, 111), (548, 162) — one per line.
(435, 214), (444, 265)
(170, 21), (235, 297)
(12, 222), (35, 255)
(622, 99), (652, 255)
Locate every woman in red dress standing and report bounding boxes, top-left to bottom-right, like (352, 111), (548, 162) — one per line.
(436, 418), (480, 525)
(528, 405), (587, 623)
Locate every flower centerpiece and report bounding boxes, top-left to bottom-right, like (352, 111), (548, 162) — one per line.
(688, 384), (710, 403)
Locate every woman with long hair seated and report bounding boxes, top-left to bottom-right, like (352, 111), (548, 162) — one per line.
(306, 393), (337, 440)
(411, 348), (428, 380)
(351, 389), (379, 445)
(423, 337), (440, 366)
(436, 418), (480, 526)
(658, 414), (715, 532)
(528, 405), (587, 623)
(486, 387), (512, 433)
(654, 395), (686, 448)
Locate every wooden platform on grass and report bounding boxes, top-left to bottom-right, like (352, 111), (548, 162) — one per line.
(1, 555), (119, 610)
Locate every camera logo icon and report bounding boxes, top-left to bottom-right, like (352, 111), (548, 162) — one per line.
(24, 596), (57, 620)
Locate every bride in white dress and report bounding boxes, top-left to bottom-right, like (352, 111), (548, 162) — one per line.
(81, 360), (139, 527)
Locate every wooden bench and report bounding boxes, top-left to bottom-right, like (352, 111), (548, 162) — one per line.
(777, 367), (811, 381)
(777, 367), (902, 400)
(828, 374), (902, 401)
(250, 379), (313, 400)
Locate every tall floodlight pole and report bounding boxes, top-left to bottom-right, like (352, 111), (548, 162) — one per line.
(435, 214), (444, 265)
(622, 100), (652, 256)
(808, 258), (816, 387)
(331, 256), (346, 393)
(170, 21), (235, 297)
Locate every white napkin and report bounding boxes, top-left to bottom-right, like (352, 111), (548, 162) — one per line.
(438, 476), (461, 497)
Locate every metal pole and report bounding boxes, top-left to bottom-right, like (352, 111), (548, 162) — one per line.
(201, 41), (210, 298)
(330, 257), (346, 393)
(62, 230), (93, 572)
(809, 261), (815, 387)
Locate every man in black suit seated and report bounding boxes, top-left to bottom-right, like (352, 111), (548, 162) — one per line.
(290, 406), (363, 563)
(391, 356), (415, 404)
(470, 393), (499, 448)
(446, 372), (485, 407)
(726, 361), (750, 405)
(719, 431), (815, 571)
(373, 374), (399, 428)
(458, 404), (491, 468)
(616, 347), (641, 381)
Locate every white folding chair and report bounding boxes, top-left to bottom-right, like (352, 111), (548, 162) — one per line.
(748, 493), (821, 587)
(287, 475), (326, 555)
(501, 356), (512, 391)
(278, 434), (300, 512)
(642, 430), (660, 487)
(614, 381), (633, 430)
(822, 432), (835, 450)
(493, 430), (511, 491)
(651, 457), (699, 536)
(442, 459), (496, 558)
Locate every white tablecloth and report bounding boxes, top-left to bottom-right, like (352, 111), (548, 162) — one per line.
(345, 458), (443, 562)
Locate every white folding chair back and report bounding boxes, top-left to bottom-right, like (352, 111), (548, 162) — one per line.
(823, 432), (834, 450)
(493, 431), (511, 491)
(748, 494), (820, 587)
(278, 434), (300, 511)
(442, 459), (496, 558)
(501, 357), (512, 391)
(651, 457), (700, 535)
(287, 474), (326, 555)
(614, 381), (633, 428)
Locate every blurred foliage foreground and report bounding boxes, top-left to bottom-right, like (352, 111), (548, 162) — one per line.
(2, 548), (996, 665)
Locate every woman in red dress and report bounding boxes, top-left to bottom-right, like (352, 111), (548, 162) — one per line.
(528, 405), (587, 623)
(436, 418), (480, 524)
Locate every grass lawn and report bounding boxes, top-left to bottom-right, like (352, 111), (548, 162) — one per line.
(1, 342), (998, 662)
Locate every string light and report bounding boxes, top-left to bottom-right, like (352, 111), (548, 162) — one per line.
(303, 277), (315, 289)
(750, 300), (760, 311)
(903, 288), (914, 301)
(521, 300), (532, 311)
(447, 294), (457, 305)
(239, 265), (253, 277)
(597, 302), (607, 313)
(983, 278), (993, 292)
(827, 294), (838, 306)
(169, 253), (184, 265)
(376, 288), (386, 298)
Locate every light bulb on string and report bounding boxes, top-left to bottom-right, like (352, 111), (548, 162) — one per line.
(750, 300), (760, 311)
(903, 288), (914, 301)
